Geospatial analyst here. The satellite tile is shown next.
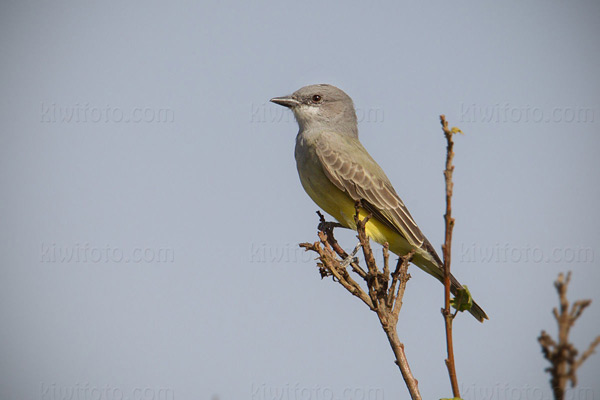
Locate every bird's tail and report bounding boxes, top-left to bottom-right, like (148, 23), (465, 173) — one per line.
(412, 244), (489, 322)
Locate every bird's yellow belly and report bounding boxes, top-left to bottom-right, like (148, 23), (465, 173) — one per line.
(298, 167), (413, 257)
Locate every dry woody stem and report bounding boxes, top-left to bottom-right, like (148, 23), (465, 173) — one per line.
(440, 114), (461, 398)
(300, 205), (421, 400)
(538, 272), (600, 400)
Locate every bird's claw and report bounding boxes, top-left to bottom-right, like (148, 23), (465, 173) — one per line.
(340, 242), (361, 268)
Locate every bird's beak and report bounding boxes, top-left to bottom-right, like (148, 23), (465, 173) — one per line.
(270, 96), (300, 108)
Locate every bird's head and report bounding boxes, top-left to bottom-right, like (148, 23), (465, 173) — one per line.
(270, 84), (358, 137)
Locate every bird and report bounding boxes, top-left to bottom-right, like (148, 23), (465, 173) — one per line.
(270, 84), (488, 322)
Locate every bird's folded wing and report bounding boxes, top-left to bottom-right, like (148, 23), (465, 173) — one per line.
(316, 139), (425, 247)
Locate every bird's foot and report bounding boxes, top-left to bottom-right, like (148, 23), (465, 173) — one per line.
(340, 242), (361, 268)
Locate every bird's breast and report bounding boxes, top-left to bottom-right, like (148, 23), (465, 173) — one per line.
(294, 138), (355, 228)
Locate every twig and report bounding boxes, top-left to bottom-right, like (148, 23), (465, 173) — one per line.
(317, 211), (368, 279)
(392, 251), (414, 319)
(300, 204), (421, 400)
(440, 114), (460, 398)
(299, 237), (374, 310)
(538, 272), (600, 400)
(573, 336), (600, 373)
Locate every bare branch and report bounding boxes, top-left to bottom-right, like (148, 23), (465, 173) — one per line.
(440, 114), (460, 398)
(574, 335), (600, 373)
(392, 251), (414, 320)
(299, 205), (422, 400)
(538, 271), (599, 400)
(570, 300), (592, 322)
(318, 211), (368, 279)
(299, 240), (374, 310)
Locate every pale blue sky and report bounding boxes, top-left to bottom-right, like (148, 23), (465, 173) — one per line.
(2, 1), (599, 399)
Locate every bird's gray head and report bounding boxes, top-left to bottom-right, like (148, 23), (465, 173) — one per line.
(270, 84), (358, 138)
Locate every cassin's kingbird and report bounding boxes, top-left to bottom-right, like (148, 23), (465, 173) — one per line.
(271, 84), (488, 322)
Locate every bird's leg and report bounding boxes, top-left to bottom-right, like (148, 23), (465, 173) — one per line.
(340, 242), (361, 268)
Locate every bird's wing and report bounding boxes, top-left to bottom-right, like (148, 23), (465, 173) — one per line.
(315, 135), (425, 247)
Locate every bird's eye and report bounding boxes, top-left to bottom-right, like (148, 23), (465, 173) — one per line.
(311, 94), (322, 103)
